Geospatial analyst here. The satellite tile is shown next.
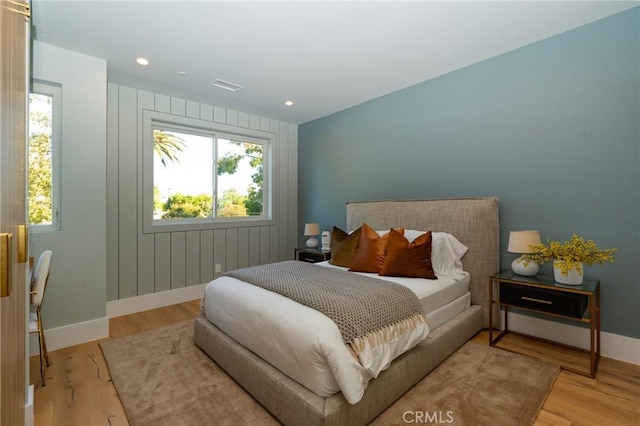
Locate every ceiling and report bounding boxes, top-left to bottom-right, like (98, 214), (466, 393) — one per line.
(32, 1), (638, 124)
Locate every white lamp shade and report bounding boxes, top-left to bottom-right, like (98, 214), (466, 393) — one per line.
(507, 230), (541, 254)
(304, 223), (320, 236)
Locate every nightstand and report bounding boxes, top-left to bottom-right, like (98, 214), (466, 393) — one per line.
(295, 247), (331, 263)
(489, 270), (600, 378)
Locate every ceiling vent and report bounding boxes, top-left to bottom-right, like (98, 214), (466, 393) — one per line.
(210, 79), (244, 92)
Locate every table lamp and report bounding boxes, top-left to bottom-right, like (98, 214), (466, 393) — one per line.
(507, 230), (542, 276)
(304, 223), (320, 248)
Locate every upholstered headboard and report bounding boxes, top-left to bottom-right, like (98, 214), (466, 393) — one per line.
(346, 197), (500, 328)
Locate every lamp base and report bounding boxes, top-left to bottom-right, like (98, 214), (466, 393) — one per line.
(305, 236), (319, 248)
(511, 255), (539, 276)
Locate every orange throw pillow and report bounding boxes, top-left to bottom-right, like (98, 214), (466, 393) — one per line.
(328, 226), (362, 267)
(349, 224), (404, 273)
(380, 229), (437, 279)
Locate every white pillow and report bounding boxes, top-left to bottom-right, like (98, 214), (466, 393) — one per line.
(404, 230), (468, 276)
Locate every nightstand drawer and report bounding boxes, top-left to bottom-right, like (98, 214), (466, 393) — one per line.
(500, 282), (588, 318)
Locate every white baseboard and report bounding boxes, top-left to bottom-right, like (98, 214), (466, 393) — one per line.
(30, 316), (109, 356)
(30, 286), (205, 356)
(106, 284), (205, 318)
(25, 385), (34, 426)
(506, 312), (640, 366)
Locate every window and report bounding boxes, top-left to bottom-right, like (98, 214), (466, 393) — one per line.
(143, 111), (274, 232)
(28, 81), (61, 231)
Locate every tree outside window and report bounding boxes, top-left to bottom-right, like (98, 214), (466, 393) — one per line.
(28, 92), (54, 226)
(153, 128), (265, 220)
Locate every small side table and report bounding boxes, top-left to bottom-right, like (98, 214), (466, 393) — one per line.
(294, 247), (331, 263)
(489, 270), (601, 378)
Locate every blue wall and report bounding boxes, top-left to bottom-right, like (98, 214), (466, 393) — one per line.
(298, 8), (639, 338)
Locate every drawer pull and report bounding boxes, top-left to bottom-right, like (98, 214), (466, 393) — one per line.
(521, 296), (552, 305)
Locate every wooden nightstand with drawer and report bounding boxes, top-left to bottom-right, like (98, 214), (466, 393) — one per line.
(295, 247), (331, 263)
(489, 270), (600, 378)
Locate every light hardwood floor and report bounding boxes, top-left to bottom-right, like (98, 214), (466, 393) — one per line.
(32, 301), (639, 425)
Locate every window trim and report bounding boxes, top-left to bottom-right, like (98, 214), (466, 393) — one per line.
(28, 80), (62, 232)
(142, 110), (276, 234)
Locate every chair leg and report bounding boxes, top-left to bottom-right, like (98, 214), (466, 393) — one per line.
(38, 313), (50, 366)
(37, 331), (46, 387)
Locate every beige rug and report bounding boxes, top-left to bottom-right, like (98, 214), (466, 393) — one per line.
(100, 321), (559, 426)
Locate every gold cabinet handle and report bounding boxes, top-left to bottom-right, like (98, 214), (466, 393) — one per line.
(0, 233), (12, 297)
(521, 296), (552, 305)
(5, 0), (30, 18)
(17, 224), (28, 264)
(7, 0), (29, 7)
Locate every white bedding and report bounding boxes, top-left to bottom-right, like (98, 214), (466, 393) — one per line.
(202, 265), (469, 404)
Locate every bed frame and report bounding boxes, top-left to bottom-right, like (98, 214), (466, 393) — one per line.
(194, 197), (500, 425)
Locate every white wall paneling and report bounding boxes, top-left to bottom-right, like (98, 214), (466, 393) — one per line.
(106, 83), (298, 301)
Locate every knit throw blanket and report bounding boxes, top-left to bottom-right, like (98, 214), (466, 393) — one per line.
(225, 261), (427, 359)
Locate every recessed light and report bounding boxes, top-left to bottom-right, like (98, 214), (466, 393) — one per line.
(136, 57), (149, 66)
(285, 100), (294, 106)
(178, 71), (188, 76)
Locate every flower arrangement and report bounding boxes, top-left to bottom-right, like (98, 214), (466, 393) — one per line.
(522, 234), (617, 275)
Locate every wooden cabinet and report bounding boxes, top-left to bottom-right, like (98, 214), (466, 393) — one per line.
(0, 1), (30, 424)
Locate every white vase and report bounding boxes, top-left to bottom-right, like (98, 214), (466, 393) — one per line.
(511, 255), (539, 276)
(553, 261), (584, 285)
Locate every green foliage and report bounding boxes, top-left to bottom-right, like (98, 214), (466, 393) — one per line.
(245, 183), (262, 216)
(162, 193), (213, 219)
(153, 186), (163, 212)
(218, 202), (247, 217)
(28, 134), (53, 224)
(154, 135), (264, 219)
(216, 141), (263, 216)
(154, 130), (186, 167)
(217, 189), (247, 217)
(28, 99), (53, 225)
(217, 154), (242, 175)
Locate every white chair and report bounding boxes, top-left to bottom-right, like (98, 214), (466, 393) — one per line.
(29, 250), (53, 386)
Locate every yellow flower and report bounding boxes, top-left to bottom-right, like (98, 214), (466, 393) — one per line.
(521, 234), (617, 275)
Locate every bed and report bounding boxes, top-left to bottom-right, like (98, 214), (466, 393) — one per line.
(194, 197), (500, 425)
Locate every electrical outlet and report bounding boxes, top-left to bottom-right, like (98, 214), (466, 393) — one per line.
(215, 263), (222, 273)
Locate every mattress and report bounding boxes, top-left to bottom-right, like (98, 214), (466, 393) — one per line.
(319, 261), (470, 315)
(202, 265), (470, 404)
(427, 292), (471, 331)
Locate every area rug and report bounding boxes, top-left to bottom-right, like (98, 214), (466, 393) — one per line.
(100, 321), (559, 426)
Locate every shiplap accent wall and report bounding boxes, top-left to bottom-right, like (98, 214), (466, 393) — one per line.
(106, 83), (298, 301)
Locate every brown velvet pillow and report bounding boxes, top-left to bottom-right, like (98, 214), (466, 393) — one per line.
(349, 224), (404, 273)
(380, 229), (437, 279)
(328, 226), (362, 267)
